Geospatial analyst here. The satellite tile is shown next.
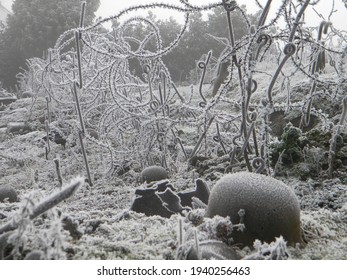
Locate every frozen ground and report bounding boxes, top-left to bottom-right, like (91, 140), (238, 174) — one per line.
(0, 86), (347, 260)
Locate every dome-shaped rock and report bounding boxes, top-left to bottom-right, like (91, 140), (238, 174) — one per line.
(206, 172), (302, 247)
(0, 186), (18, 203)
(140, 166), (169, 183)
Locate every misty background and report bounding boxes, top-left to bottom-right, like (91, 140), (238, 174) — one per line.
(1, 0), (346, 91)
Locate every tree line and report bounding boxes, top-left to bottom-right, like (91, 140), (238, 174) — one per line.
(0, 0), (100, 90)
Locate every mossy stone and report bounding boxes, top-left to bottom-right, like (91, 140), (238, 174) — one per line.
(0, 186), (18, 203)
(206, 172), (302, 247)
(140, 166), (169, 183)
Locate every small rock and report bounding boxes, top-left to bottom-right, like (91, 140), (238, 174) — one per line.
(0, 186), (18, 203)
(179, 240), (240, 260)
(24, 250), (45, 260)
(140, 166), (169, 183)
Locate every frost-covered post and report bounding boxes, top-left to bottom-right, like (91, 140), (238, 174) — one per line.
(73, 1), (92, 186)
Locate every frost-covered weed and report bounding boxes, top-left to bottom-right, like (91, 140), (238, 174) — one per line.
(15, 0), (347, 179)
(0, 178), (83, 259)
(4, 0), (347, 260)
(243, 236), (289, 260)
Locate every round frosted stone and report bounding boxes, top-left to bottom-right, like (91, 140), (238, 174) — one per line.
(140, 166), (169, 183)
(0, 186), (18, 203)
(206, 172), (302, 247)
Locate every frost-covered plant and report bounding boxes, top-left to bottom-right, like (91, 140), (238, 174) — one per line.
(269, 122), (304, 167)
(17, 0), (347, 179)
(243, 236), (289, 260)
(0, 204), (69, 260)
(0, 177), (83, 259)
(177, 239), (240, 260)
(0, 177), (83, 235)
(328, 96), (347, 178)
(176, 214), (241, 259)
(53, 158), (63, 188)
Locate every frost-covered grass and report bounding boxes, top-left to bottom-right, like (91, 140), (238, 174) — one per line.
(0, 92), (347, 260)
(1, 0), (347, 260)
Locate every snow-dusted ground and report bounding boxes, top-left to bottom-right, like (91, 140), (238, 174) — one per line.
(1, 84), (347, 260)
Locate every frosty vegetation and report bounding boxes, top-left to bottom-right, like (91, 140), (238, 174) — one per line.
(14, 0), (347, 179)
(0, 0), (347, 260)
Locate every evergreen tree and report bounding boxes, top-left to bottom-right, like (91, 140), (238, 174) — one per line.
(157, 16), (185, 82)
(178, 11), (210, 82)
(0, 0), (100, 89)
